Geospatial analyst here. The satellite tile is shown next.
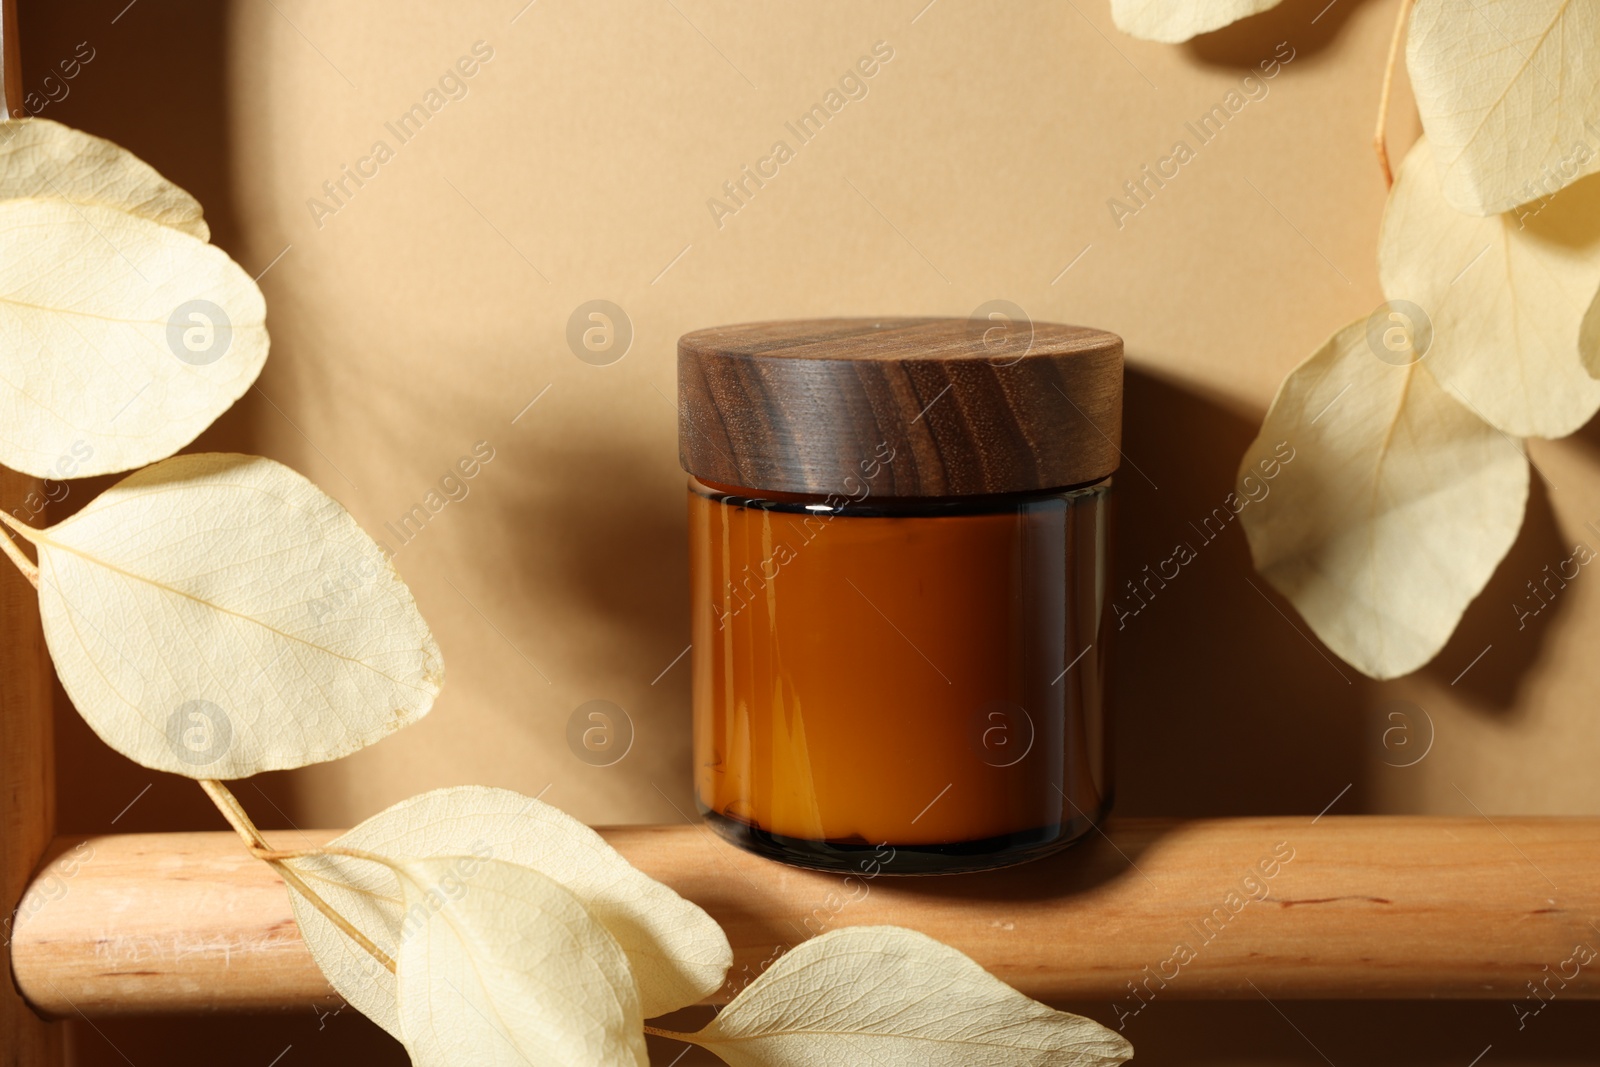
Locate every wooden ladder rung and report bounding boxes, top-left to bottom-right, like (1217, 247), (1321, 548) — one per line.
(11, 815), (1600, 1018)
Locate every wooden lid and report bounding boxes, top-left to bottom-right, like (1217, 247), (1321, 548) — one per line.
(678, 318), (1122, 497)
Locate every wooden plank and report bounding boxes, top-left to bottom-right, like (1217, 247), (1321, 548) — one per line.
(0, 0), (17, 119)
(1, 466), (63, 1059)
(11, 815), (1600, 1018)
(0, 0), (59, 1053)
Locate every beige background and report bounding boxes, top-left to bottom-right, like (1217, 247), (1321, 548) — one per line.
(19, 0), (1600, 1062)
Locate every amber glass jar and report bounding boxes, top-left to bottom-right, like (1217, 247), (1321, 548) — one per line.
(679, 318), (1122, 874)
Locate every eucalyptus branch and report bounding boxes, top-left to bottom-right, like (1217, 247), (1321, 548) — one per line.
(199, 779), (397, 975)
(249, 846), (324, 862)
(253, 843), (395, 867)
(0, 510), (39, 588)
(1374, 0), (1415, 187)
(198, 777), (271, 849)
(642, 1025), (696, 1042)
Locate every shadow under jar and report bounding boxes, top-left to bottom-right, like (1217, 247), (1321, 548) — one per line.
(679, 318), (1122, 875)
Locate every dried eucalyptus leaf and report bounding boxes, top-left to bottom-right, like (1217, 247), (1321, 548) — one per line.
(1582, 282), (1600, 379)
(1408, 0), (1600, 215)
(1110, 0), (1282, 43)
(287, 786), (730, 1037)
(0, 199), (266, 478)
(0, 117), (209, 238)
(681, 926), (1132, 1066)
(1238, 320), (1528, 680)
(18, 453), (441, 777)
(394, 856), (648, 1067)
(1378, 137), (1600, 438)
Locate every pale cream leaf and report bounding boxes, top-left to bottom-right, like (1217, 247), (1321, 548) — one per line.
(1582, 281), (1600, 378)
(1407, 0), (1600, 215)
(1238, 320), (1528, 679)
(393, 856), (647, 1067)
(21, 453), (441, 777)
(0, 200), (266, 478)
(287, 785), (731, 1037)
(681, 925), (1133, 1066)
(1378, 136), (1600, 437)
(0, 117), (209, 237)
(1110, 0), (1282, 43)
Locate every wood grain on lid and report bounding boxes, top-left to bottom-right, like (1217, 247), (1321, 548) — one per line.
(678, 318), (1123, 497)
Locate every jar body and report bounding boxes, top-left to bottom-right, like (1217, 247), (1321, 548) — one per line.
(688, 476), (1112, 874)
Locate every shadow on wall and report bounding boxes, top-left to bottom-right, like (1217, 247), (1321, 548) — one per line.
(504, 439), (690, 692)
(462, 430), (698, 820)
(1111, 364), (1566, 817)
(1420, 474), (1570, 716)
(1183, 0), (1381, 67)
(1112, 366), (1374, 818)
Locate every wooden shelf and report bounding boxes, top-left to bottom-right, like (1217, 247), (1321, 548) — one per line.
(11, 814), (1600, 1017)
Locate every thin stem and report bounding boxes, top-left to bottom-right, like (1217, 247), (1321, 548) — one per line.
(1374, 0), (1415, 188)
(199, 778), (270, 850)
(251, 846), (325, 862)
(0, 505), (39, 542)
(642, 1025), (698, 1043)
(199, 779), (397, 974)
(250, 843), (396, 867)
(275, 865), (396, 973)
